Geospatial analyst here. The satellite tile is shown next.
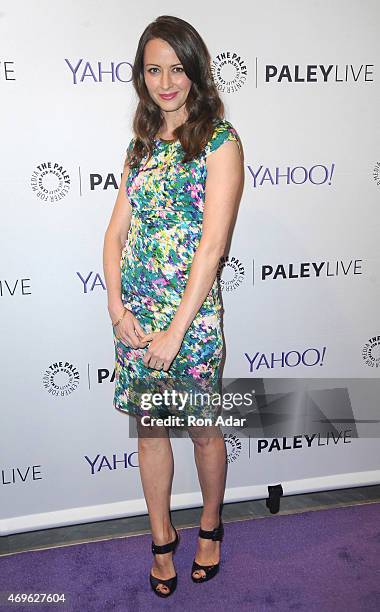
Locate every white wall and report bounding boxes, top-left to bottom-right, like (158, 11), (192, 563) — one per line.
(1, 0), (379, 535)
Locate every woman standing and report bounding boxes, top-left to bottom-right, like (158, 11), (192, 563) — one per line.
(103, 15), (243, 598)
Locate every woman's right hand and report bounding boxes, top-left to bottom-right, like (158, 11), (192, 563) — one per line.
(114, 309), (150, 349)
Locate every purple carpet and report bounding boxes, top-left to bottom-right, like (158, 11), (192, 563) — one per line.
(1, 502), (380, 611)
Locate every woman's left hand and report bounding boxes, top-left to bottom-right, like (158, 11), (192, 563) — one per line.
(141, 328), (184, 371)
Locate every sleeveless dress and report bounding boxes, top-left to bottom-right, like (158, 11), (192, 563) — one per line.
(113, 118), (240, 419)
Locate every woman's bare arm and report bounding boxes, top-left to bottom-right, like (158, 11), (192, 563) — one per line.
(168, 138), (244, 338)
(103, 160), (132, 324)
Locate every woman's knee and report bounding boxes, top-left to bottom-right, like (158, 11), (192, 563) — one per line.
(189, 426), (224, 447)
(136, 417), (169, 447)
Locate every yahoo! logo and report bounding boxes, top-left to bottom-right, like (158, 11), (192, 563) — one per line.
(244, 347), (327, 372)
(84, 453), (139, 474)
(77, 271), (105, 293)
(65, 59), (133, 84)
(247, 163), (335, 188)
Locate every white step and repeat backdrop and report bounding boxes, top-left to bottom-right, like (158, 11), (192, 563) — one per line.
(1, 1), (379, 535)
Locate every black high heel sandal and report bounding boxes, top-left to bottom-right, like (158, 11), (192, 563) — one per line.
(150, 527), (180, 598)
(191, 520), (224, 583)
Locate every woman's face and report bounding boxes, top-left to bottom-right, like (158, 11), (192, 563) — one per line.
(143, 37), (192, 117)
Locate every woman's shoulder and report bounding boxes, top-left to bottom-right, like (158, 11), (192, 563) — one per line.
(126, 136), (136, 155)
(124, 136), (138, 168)
(204, 118), (240, 157)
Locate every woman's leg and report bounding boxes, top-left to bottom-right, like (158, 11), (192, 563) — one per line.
(136, 417), (177, 595)
(188, 425), (227, 578)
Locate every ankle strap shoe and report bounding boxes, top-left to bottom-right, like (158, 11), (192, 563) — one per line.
(150, 527), (180, 598)
(191, 520), (224, 583)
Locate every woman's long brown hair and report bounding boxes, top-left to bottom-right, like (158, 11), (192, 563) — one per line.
(127, 14), (225, 167)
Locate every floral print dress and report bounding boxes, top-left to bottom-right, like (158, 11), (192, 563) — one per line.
(113, 118), (240, 418)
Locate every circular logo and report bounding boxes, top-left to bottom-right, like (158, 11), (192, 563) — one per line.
(31, 162), (71, 203)
(372, 160), (380, 187)
(211, 51), (247, 93)
(217, 256), (245, 292)
(43, 361), (80, 396)
(362, 336), (380, 368)
(224, 433), (242, 463)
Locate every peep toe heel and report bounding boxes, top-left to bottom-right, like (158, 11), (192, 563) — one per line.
(191, 520), (224, 583)
(150, 527), (180, 598)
